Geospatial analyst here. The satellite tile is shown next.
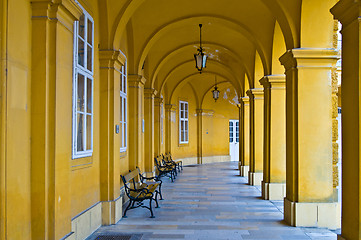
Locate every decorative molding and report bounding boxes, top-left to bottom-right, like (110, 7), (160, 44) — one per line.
(144, 88), (157, 99)
(99, 49), (126, 68)
(331, 0), (361, 27)
(196, 109), (214, 116)
(128, 74), (146, 87)
(165, 104), (176, 112)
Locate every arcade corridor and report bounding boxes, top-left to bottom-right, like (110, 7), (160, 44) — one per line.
(88, 162), (339, 240)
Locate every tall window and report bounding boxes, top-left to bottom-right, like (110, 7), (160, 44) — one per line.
(120, 64), (127, 152)
(72, 6), (94, 159)
(179, 101), (189, 144)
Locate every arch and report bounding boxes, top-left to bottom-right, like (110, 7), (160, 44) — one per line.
(98, 0), (109, 49)
(200, 80), (232, 108)
(259, 0), (298, 49)
(169, 72), (236, 104)
(159, 59), (242, 97)
(272, 21), (287, 75)
(135, 15), (269, 76)
(150, 41), (251, 89)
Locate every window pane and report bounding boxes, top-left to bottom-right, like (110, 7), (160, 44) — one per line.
(77, 74), (85, 112)
(229, 122), (233, 127)
(120, 74), (123, 93)
(185, 121), (188, 131)
(119, 122), (123, 148)
(180, 103), (184, 111)
(181, 121), (184, 131)
(124, 99), (127, 121)
(77, 113), (84, 151)
(86, 115), (92, 150)
(123, 75), (127, 94)
(124, 123), (127, 147)
(185, 103), (188, 111)
(87, 19), (92, 45)
(181, 131), (184, 142)
(181, 110), (184, 118)
(120, 97), (123, 122)
(79, 15), (85, 39)
(185, 132), (188, 142)
(185, 110), (188, 118)
(87, 78), (92, 113)
(87, 45), (92, 71)
(78, 38), (85, 67)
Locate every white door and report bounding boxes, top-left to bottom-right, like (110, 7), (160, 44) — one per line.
(229, 120), (239, 161)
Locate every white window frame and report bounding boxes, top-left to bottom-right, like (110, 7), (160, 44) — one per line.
(120, 61), (127, 153)
(72, 4), (94, 159)
(179, 101), (189, 144)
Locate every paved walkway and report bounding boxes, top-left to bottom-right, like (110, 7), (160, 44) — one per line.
(88, 161), (339, 240)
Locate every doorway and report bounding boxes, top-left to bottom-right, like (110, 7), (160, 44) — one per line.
(229, 120), (239, 161)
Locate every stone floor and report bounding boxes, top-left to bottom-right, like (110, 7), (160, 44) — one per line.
(87, 161), (340, 240)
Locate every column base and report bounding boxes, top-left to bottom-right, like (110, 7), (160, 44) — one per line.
(284, 198), (340, 229)
(102, 196), (123, 225)
(239, 165), (249, 177)
(337, 235), (346, 240)
(262, 182), (286, 200)
(248, 171), (263, 186)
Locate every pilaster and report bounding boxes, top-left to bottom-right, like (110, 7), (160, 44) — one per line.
(246, 89), (264, 186)
(128, 75), (146, 171)
(239, 97), (250, 177)
(164, 104), (176, 153)
(144, 88), (157, 172)
(280, 48), (339, 228)
(98, 50), (125, 225)
(260, 75), (286, 200)
(331, 0), (361, 238)
(196, 109), (204, 164)
(154, 97), (163, 157)
(237, 103), (244, 175)
(30, 1), (82, 239)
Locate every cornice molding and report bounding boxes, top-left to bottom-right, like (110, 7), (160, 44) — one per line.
(331, 0), (361, 27)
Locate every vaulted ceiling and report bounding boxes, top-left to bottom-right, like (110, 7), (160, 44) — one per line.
(97, 0), (336, 105)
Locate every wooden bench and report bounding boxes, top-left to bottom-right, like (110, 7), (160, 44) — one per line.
(163, 152), (183, 173)
(154, 156), (176, 182)
(121, 167), (161, 218)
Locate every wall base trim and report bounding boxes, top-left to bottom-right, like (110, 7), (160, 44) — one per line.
(248, 172), (263, 186)
(178, 155), (231, 166)
(262, 182), (286, 200)
(284, 198), (340, 229)
(65, 197), (123, 240)
(239, 165), (249, 177)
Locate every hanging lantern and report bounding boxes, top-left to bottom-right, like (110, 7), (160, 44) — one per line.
(212, 76), (220, 101)
(194, 24), (207, 73)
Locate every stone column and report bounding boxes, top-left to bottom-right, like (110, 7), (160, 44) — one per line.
(260, 75), (286, 200)
(98, 50), (126, 225)
(240, 97), (250, 177)
(196, 109), (203, 164)
(280, 48), (339, 229)
(154, 97), (163, 157)
(247, 89), (264, 186)
(128, 75), (145, 171)
(237, 103), (244, 175)
(332, 0), (361, 238)
(164, 104), (176, 153)
(30, 1), (81, 239)
(144, 88), (157, 172)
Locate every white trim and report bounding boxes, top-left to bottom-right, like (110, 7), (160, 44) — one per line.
(72, 5), (94, 159)
(120, 62), (127, 153)
(179, 101), (189, 144)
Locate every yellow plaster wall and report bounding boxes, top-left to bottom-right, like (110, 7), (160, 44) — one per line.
(4, 0), (32, 238)
(202, 83), (239, 157)
(171, 83), (197, 159)
(70, 0), (101, 221)
(272, 22), (286, 75)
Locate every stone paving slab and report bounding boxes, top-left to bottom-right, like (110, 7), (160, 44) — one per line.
(87, 161), (339, 240)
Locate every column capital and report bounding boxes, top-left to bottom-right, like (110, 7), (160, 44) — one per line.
(154, 97), (164, 106)
(165, 104), (176, 112)
(239, 96), (249, 104)
(31, 0), (82, 29)
(260, 75), (286, 89)
(331, 0), (361, 27)
(280, 48), (339, 72)
(99, 50), (126, 68)
(246, 88), (264, 99)
(144, 88), (157, 99)
(196, 109), (214, 116)
(128, 75), (146, 88)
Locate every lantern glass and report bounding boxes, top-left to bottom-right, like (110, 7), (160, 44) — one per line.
(212, 87), (220, 101)
(194, 52), (204, 71)
(202, 54), (207, 68)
